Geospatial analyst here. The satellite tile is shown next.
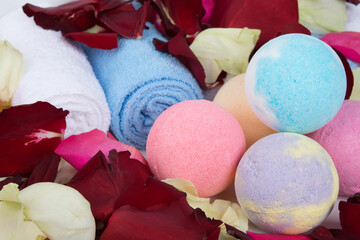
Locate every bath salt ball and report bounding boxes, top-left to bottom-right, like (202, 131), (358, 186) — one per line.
(235, 132), (339, 234)
(307, 100), (360, 196)
(214, 74), (277, 148)
(245, 33), (346, 134)
(147, 100), (246, 197)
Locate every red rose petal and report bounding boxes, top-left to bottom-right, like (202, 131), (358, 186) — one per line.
(311, 226), (347, 240)
(209, 0), (310, 48)
(100, 200), (214, 240)
(333, 49), (354, 99)
(99, 1), (150, 39)
(225, 224), (253, 240)
(151, 0), (205, 38)
(64, 31), (118, 49)
(68, 150), (152, 223)
(321, 32), (360, 63)
(0, 102), (68, 177)
(346, 0), (360, 5)
(339, 200), (360, 240)
(20, 153), (61, 189)
(22, 1), (98, 33)
(0, 176), (23, 191)
(194, 208), (221, 239)
(117, 177), (187, 210)
(247, 231), (312, 240)
(153, 31), (206, 88)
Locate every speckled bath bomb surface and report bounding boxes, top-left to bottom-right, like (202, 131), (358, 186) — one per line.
(245, 34), (346, 134)
(235, 133), (339, 234)
(308, 100), (360, 196)
(146, 100), (246, 197)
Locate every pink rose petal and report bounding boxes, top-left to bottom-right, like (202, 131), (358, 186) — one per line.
(321, 32), (360, 63)
(55, 129), (146, 170)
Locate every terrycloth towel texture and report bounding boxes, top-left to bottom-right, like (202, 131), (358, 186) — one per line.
(0, 10), (111, 137)
(83, 24), (203, 149)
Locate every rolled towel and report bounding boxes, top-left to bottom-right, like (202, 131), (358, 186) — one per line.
(83, 24), (203, 149)
(0, 9), (111, 137)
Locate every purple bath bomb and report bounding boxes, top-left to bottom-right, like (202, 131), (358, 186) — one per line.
(235, 133), (339, 234)
(307, 100), (360, 196)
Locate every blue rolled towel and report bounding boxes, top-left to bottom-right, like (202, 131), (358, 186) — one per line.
(83, 24), (203, 149)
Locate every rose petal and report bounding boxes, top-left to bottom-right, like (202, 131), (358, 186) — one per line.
(68, 150), (152, 223)
(100, 199), (217, 240)
(209, 0), (310, 48)
(99, 1), (149, 39)
(332, 49), (354, 99)
(321, 32), (360, 63)
(0, 199), (47, 240)
(164, 178), (249, 237)
(298, 0), (347, 34)
(346, 0), (360, 5)
(0, 40), (23, 111)
(247, 231), (312, 240)
(153, 31), (206, 88)
(64, 32), (118, 49)
(120, 177), (187, 210)
(350, 68), (360, 100)
(225, 224), (253, 240)
(0, 176), (23, 191)
(189, 27), (260, 86)
(0, 102), (68, 177)
(339, 199), (360, 239)
(20, 153), (60, 190)
(55, 129), (146, 170)
(151, 0), (205, 38)
(311, 226), (347, 240)
(22, 1), (98, 33)
(201, 0), (215, 23)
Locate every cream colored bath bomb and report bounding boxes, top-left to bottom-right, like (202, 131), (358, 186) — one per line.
(214, 74), (276, 148)
(146, 100), (246, 197)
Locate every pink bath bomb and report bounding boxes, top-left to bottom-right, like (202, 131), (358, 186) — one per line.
(307, 100), (360, 196)
(146, 100), (246, 197)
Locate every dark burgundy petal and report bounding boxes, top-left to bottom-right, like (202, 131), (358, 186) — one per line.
(346, 0), (360, 5)
(68, 150), (152, 223)
(99, 1), (149, 39)
(100, 200), (211, 240)
(209, 0), (309, 48)
(153, 31), (206, 88)
(339, 199), (360, 240)
(64, 32), (118, 49)
(97, 0), (129, 12)
(225, 224), (253, 240)
(278, 22), (311, 36)
(23, 1), (98, 33)
(151, 0), (205, 38)
(0, 176), (23, 191)
(347, 193), (360, 204)
(312, 226), (347, 240)
(333, 49), (354, 100)
(0, 102), (68, 177)
(20, 153), (60, 190)
(117, 176), (187, 210)
(194, 208), (221, 239)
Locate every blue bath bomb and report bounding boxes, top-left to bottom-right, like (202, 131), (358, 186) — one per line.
(245, 34), (346, 133)
(235, 133), (339, 234)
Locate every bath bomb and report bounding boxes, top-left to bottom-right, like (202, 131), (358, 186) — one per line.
(245, 33), (346, 134)
(235, 132), (339, 234)
(307, 100), (360, 196)
(147, 100), (246, 197)
(214, 74), (277, 148)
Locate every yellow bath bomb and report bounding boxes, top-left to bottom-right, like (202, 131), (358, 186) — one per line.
(214, 74), (276, 148)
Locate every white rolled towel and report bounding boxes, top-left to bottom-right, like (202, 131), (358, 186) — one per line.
(0, 9), (111, 137)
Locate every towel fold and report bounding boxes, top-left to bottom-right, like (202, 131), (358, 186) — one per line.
(0, 9), (111, 137)
(83, 24), (203, 149)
